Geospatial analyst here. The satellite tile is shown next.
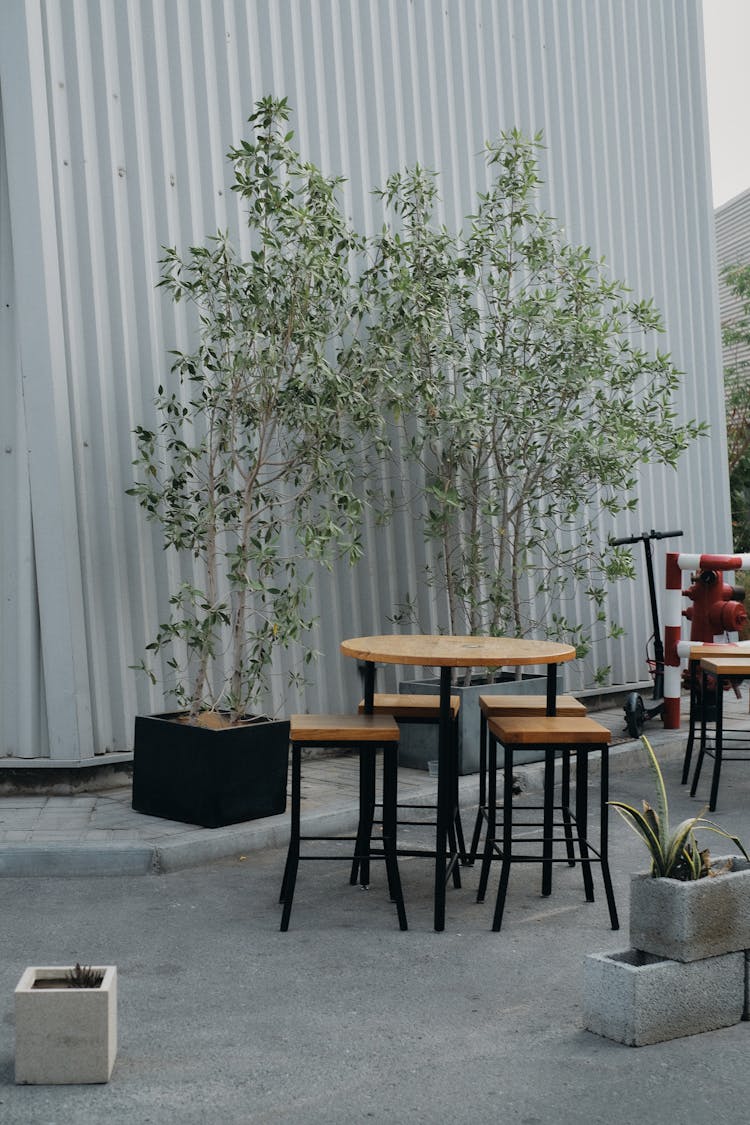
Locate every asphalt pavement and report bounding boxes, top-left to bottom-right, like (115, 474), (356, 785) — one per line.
(3, 699), (750, 1123)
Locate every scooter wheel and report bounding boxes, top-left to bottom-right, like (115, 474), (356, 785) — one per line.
(624, 692), (646, 739)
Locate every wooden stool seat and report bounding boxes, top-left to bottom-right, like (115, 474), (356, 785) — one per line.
(358, 694), (460, 720)
(488, 715), (609, 744)
(469, 697), (587, 863)
(478, 693), (585, 717)
(279, 714), (407, 931)
(478, 714), (618, 932)
(291, 713), (400, 741)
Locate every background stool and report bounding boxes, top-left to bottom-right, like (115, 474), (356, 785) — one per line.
(681, 651), (719, 785)
(356, 693), (466, 873)
(477, 715), (618, 933)
(279, 714), (407, 931)
(469, 694), (586, 864)
(690, 657), (750, 811)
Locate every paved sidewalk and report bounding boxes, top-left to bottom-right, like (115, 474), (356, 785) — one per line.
(0, 701), (693, 877)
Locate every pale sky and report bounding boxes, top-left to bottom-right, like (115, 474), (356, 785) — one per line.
(703, 0), (750, 208)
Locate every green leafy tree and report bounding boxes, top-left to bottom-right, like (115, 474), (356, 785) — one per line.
(128, 97), (380, 722)
(358, 131), (706, 680)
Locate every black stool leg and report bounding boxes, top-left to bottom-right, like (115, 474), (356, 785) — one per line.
(382, 743), (408, 930)
(681, 662), (699, 784)
(491, 741), (515, 932)
(350, 747), (376, 886)
(691, 683), (710, 796)
(709, 676), (725, 812)
(452, 713), (468, 865)
(445, 716), (462, 888)
(598, 743), (619, 929)
(279, 744), (302, 931)
(575, 747), (595, 903)
(469, 709), (488, 864)
(541, 749), (554, 896)
(560, 748), (575, 866)
(477, 727), (498, 903)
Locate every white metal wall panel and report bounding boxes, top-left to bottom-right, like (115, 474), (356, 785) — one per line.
(1, 0), (94, 761)
(0, 88), (49, 759)
(0, 0), (729, 759)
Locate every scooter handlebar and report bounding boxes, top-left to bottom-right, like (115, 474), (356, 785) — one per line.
(609, 529), (683, 546)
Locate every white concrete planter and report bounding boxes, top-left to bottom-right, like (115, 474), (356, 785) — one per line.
(583, 948), (745, 1046)
(15, 965), (117, 1084)
(630, 857), (750, 963)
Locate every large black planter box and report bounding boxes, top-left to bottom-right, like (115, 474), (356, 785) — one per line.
(132, 713), (290, 828)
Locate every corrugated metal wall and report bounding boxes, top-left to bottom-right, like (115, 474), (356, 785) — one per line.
(0, 0), (729, 761)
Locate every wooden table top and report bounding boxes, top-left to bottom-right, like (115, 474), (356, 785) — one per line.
(340, 634), (577, 668)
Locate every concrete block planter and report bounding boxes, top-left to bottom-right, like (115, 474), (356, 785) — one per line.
(583, 948), (744, 1046)
(630, 857), (750, 962)
(15, 965), (117, 1084)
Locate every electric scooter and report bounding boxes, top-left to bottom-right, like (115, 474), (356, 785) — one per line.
(610, 528), (683, 739)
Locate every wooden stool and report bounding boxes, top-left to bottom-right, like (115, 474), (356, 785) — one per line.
(358, 693), (460, 721)
(469, 694), (586, 863)
(356, 693), (466, 871)
(279, 714), (407, 931)
(478, 715), (618, 932)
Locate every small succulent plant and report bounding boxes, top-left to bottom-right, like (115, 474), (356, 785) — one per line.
(66, 963), (104, 988)
(609, 736), (749, 880)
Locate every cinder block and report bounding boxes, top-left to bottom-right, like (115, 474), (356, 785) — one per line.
(583, 948), (744, 1046)
(630, 858), (750, 962)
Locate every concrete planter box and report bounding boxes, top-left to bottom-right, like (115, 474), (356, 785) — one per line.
(630, 857), (750, 963)
(15, 965), (117, 1084)
(397, 672), (559, 775)
(583, 948), (744, 1046)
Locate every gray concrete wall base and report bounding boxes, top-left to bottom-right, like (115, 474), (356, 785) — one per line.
(582, 948), (745, 1046)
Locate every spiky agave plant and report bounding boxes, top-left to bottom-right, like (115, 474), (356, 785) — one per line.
(66, 963), (104, 989)
(609, 737), (749, 880)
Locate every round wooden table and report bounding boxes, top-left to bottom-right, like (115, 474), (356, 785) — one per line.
(340, 635), (576, 930)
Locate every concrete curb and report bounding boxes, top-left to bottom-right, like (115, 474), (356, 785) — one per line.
(0, 728), (686, 877)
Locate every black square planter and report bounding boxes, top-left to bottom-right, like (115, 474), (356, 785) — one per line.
(132, 713), (290, 828)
